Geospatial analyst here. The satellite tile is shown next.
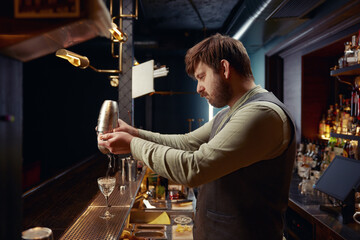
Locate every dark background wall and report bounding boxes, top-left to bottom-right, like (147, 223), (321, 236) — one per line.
(134, 46), (208, 134)
(22, 37), (118, 189)
(22, 34), (209, 190)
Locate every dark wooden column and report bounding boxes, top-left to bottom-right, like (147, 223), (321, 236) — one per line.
(0, 55), (23, 239)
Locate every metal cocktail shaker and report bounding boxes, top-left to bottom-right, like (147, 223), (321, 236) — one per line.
(97, 100), (119, 154)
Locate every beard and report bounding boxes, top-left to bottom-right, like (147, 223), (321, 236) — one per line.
(207, 78), (232, 108)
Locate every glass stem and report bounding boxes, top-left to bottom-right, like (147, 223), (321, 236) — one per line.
(106, 196), (110, 209)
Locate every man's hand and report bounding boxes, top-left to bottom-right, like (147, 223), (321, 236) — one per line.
(97, 132), (134, 154)
(113, 119), (139, 137)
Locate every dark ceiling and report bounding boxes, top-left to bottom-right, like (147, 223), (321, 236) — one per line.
(137, 0), (240, 30)
(0, 0), (335, 61)
(133, 0), (241, 53)
(133, 0), (328, 54)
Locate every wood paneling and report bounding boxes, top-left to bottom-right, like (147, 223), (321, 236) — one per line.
(302, 55), (341, 140)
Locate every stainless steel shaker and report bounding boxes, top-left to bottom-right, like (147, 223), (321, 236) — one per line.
(97, 100), (119, 154)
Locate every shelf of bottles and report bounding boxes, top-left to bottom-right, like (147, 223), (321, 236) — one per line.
(298, 33), (360, 184)
(319, 32), (360, 154)
(331, 63), (360, 76)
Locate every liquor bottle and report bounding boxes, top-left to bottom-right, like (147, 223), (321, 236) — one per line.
(295, 143), (303, 174)
(325, 109), (333, 138)
(350, 116), (358, 136)
(320, 146), (331, 173)
(351, 86), (359, 118)
(334, 109), (341, 134)
(343, 140), (350, 158)
(342, 139), (355, 159)
(334, 103), (339, 117)
(339, 94), (344, 112)
(319, 114), (326, 138)
(341, 111), (350, 134)
(347, 35), (357, 66)
(304, 142), (314, 167)
(344, 99), (351, 114)
(296, 143), (305, 167)
(312, 145), (321, 171)
(344, 40), (355, 67)
(298, 142), (311, 179)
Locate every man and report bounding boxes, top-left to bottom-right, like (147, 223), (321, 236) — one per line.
(98, 33), (296, 240)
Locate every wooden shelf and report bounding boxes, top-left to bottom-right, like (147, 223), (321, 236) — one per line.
(330, 64), (360, 76)
(330, 132), (360, 141)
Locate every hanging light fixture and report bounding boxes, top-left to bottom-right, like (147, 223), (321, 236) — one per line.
(55, 49), (89, 69)
(56, 49), (121, 73)
(109, 22), (128, 42)
(55, 0), (138, 87)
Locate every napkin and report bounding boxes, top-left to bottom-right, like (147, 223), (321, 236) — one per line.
(148, 212), (170, 225)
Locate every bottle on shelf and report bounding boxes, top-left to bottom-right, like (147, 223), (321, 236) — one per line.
(347, 35), (358, 66)
(351, 86), (359, 118)
(341, 100), (351, 134)
(319, 114), (326, 138)
(342, 139), (355, 159)
(311, 145), (321, 171)
(297, 142), (310, 178)
(325, 109), (333, 139)
(339, 94), (344, 112)
(320, 146), (331, 173)
(344, 40), (355, 67)
(296, 143), (304, 169)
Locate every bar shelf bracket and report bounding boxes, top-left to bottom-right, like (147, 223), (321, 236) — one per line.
(331, 64), (360, 87)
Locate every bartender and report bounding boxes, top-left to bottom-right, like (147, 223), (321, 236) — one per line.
(98, 33), (296, 240)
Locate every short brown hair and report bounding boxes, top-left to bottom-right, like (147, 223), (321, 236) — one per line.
(185, 33), (253, 79)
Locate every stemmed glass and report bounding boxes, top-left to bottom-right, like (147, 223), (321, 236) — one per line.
(97, 176), (116, 219)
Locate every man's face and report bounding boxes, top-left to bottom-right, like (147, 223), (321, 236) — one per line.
(194, 61), (232, 108)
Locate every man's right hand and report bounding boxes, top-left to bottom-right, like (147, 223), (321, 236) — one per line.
(113, 119), (139, 137)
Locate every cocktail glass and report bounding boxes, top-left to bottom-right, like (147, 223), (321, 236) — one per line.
(97, 176), (116, 219)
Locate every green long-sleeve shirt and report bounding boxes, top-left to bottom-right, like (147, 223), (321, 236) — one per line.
(130, 85), (291, 187)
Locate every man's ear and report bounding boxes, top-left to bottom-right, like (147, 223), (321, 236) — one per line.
(220, 59), (230, 80)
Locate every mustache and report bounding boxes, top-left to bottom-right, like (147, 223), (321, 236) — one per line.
(200, 92), (208, 98)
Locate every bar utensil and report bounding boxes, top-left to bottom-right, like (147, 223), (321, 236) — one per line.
(97, 100), (119, 154)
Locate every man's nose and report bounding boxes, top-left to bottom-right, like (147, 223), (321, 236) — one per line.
(197, 83), (204, 94)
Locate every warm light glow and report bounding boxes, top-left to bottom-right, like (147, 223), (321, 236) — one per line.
(109, 23), (127, 42)
(55, 49), (89, 69)
(57, 53), (81, 67)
